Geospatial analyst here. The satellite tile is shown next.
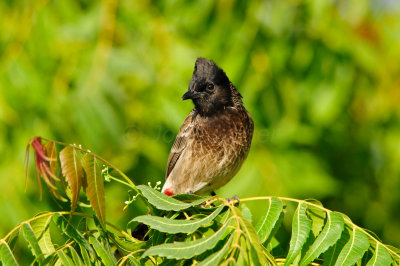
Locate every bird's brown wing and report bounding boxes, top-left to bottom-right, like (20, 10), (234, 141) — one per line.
(166, 111), (194, 179)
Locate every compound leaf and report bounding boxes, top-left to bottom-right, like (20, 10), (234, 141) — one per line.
(132, 205), (224, 234)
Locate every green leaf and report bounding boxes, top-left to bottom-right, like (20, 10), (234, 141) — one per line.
(249, 241), (265, 266)
(21, 222), (43, 259)
(306, 199), (327, 237)
(323, 227), (351, 266)
(172, 193), (205, 201)
(150, 229), (165, 247)
(79, 244), (92, 266)
(81, 154), (106, 226)
(197, 236), (233, 266)
(241, 203), (253, 223)
(386, 245), (400, 257)
(30, 214), (55, 256)
(69, 246), (84, 266)
(109, 232), (145, 253)
(89, 236), (117, 266)
(300, 212), (344, 266)
(284, 202), (312, 266)
(53, 213), (93, 255)
(142, 219), (231, 259)
(132, 205), (224, 234)
(334, 227), (369, 266)
(266, 237), (284, 256)
(255, 197), (283, 244)
(138, 185), (206, 211)
(57, 250), (75, 266)
(125, 254), (141, 265)
(60, 146), (84, 212)
(236, 207), (271, 265)
(366, 243), (392, 266)
(4, 228), (19, 252)
(0, 240), (19, 266)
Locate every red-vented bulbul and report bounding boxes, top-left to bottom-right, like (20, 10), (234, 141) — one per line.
(162, 58), (254, 196)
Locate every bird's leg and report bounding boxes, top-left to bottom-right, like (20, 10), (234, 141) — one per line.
(199, 191), (217, 208)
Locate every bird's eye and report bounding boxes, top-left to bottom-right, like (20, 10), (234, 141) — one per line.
(206, 83), (214, 91)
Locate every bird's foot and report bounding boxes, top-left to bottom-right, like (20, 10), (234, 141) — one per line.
(200, 201), (215, 208)
(226, 195), (240, 205)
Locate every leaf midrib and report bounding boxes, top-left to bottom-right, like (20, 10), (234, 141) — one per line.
(147, 220), (230, 253)
(141, 186), (190, 208)
(301, 212), (333, 264)
(138, 206), (222, 228)
(341, 227), (356, 264)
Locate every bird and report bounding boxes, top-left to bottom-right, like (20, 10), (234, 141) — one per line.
(162, 58), (254, 196)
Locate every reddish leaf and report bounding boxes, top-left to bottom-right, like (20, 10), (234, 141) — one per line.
(27, 137), (63, 199)
(81, 154), (106, 226)
(60, 146), (84, 212)
(31, 137), (46, 180)
(30, 137), (49, 161)
(29, 137), (57, 190)
(44, 141), (57, 173)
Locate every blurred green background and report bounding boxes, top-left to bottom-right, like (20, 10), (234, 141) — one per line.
(1, 0), (400, 248)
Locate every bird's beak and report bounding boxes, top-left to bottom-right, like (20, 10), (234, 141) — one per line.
(182, 90), (200, 100)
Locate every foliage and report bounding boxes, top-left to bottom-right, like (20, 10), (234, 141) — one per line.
(1, 0), (400, 249)
(1, 138), (399, 265)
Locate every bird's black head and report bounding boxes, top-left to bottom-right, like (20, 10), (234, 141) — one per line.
(182, 58), (233, 116)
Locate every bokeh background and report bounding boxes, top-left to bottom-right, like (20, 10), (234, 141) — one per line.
(1, 0), (400, 248)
